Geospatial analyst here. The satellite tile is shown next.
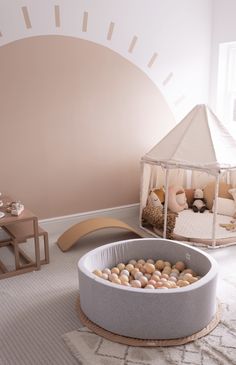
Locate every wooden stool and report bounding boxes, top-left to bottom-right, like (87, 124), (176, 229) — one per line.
(3, 222), (49, 266)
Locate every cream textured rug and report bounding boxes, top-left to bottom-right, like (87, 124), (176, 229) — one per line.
(63, 301), (236, 365)
(1, 226), (236, 365)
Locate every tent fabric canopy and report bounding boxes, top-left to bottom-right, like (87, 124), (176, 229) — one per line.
(142, 104), (236, 174)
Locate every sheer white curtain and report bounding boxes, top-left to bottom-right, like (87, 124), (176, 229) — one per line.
(140, 163), (187, 209)
(191, 170), (236, 188)
(140, 163), (236, 212)
(229, 170), (236, 186)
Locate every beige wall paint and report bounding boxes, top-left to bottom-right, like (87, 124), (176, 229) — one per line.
(0, 36), (175, 219)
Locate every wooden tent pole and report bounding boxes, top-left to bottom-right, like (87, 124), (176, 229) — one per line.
(163, 168), (170, 239)
(212, 173), (220, 247)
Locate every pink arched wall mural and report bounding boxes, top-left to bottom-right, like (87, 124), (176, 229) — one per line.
(0, 1), (211, 218)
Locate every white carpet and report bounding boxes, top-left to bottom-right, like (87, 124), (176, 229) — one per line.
(174, 210), (236, 240)
(1, 225), (236, 365)
(63, 298), (236, 365)
(0, 229), (139, 365)
(63, 307), (236, 365)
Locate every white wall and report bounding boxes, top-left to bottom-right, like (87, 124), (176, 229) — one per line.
(0, 0), (212, 121)
(210, 0), (236, 112)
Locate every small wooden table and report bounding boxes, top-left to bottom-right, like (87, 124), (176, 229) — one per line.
(0, 201), (42, 279)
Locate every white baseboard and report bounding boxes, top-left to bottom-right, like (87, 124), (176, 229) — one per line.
(39, 203), (140, 239)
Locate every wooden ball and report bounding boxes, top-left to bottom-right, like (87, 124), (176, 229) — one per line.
(147, 259), (155, 264)
(112, 277), (121, 285)
(164, 261), (171, 267)
(119, 274), (129, 283)
(111, 267), (120, 275)
(139, 276), (148, 287)
(134, 272), (143, 280)
(151, 274), (160, 282)
(129, 259), (137, 266)
(162, 266), (172, 275)
(182, 273), (193, 282)
(168, 281), (177, 288)
(101, 273), (109, 280)
(109, 273), (118, 281)
(155, 260), (165, 270)
(145, 284), (155, 289)
(103, 268), (111, 275)
(93, 269), (103, 277)
(155, 281), (163, 288)
(122, 282), (130, 286)
(153, 270), (162, 277)
(177, 279), (189, 287)
(131, 268), (140, 277)
(117, 263), (125, 271)
(184, 275), (198, 284)
(169, 272), (178, 278)
(137, 259), (146, 265)
(175, 261), (186, 272)
(125, 264), (134, 272)
(131, 280), (142, 288)
(120, 269), (129, 277)
(147, 279), (156, 286)
(183, 268), (195, 275)
(144, 263), (155, 274)
(161, 273), (169, 280)
(162, 281), (172, 288)
(139, 266), (146, 274)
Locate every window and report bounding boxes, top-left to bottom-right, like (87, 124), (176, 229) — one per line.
(217, 42), (236, 124)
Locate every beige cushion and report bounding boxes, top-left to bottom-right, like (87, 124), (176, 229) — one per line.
(184, 188), (195, 206)
(212, 197), (236, 216)
(229, 188), (236, 202)
(204, 182), (233, 210)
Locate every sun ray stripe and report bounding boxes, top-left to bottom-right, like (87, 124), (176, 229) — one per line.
(54, 5), (60, 27)
(107, 22), (115, 40)
(147, 52), (158, 68)
(128, 36), (138, 53)
(82, 11), (88, 32)
(163, 72), (173, 86)
(21, 6), (32, 29)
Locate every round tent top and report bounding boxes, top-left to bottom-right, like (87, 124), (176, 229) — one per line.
(142, 104), (236, 174)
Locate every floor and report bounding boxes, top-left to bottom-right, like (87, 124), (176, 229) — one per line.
(0, 218), (236, 365)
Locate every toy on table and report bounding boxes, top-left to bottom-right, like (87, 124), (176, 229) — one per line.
(6, 201), (25, 216)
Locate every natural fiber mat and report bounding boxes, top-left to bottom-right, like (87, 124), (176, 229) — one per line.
(76, 296), (221, 347)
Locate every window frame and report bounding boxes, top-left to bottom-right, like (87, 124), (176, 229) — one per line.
(217, 42), (236, 124)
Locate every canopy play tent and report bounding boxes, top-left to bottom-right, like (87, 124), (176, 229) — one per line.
(140, 104), (236, 247)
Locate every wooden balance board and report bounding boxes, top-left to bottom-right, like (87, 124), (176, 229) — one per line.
(57, 217), (144, 251)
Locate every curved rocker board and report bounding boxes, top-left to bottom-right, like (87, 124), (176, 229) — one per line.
(57, 217), (144, 252)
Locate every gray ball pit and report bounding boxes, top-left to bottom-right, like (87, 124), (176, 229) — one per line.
(78, 238), (218, 340)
